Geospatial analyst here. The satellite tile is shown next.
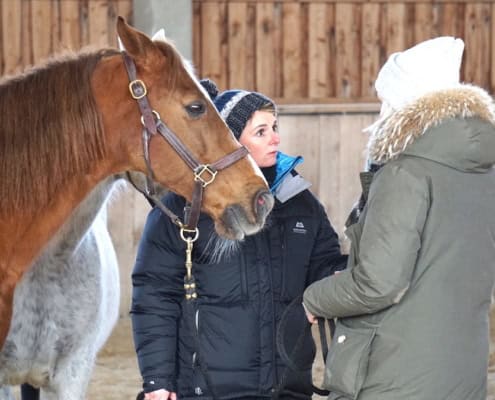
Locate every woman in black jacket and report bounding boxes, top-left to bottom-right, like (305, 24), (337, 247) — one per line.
(131, 81), (346, 400)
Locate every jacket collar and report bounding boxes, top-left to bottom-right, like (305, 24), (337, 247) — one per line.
(366, 84), (495, 164)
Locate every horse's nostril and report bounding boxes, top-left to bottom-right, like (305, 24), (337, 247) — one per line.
(254, 189), (274, 221)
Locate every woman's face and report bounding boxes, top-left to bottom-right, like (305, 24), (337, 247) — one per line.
(238, 110), (280, 167)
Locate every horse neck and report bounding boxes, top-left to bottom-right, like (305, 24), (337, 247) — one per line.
(44, 175), (124, 255)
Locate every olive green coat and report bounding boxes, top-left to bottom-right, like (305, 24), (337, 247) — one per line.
(304, 85), (495, 400)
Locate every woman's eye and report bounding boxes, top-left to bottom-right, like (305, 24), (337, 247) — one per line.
(185, 101), (206, 118)
(256, 129), (265, 137)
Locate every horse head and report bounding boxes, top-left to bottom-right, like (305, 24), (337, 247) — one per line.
(93, 18), (273, 240)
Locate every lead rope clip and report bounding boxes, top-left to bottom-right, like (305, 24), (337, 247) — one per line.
(181, 228), (199, 300)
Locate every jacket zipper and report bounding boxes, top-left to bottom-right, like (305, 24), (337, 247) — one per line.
(279, 223), (287, 299)
(266, 234), (279, 393)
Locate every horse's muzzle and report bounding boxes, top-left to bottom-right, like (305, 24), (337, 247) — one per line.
(254, 189), (274, 224)
(218, 189), (274, 240)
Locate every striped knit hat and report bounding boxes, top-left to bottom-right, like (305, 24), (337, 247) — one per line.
(200, 80), (276, 139)
(214, 90), (276, 139)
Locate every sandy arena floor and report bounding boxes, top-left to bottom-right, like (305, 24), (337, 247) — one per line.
(9, 310), (494, 399)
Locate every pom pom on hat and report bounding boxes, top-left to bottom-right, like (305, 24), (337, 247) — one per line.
(199, 78), (219, 100)
(375, 36), (465, 110)
(213, 89), (276, 139)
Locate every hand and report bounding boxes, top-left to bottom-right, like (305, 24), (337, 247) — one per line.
(305, 309), (317, 324)
(302, 302), (317, 324)
(144, 389), (177, 400)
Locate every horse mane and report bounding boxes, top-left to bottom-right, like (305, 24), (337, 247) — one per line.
(0, 48), (119, 215)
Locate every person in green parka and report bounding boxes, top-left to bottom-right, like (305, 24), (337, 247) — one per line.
(303, 36), (495, 400)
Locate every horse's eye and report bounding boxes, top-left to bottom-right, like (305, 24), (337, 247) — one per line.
(185, 101), (206, 118)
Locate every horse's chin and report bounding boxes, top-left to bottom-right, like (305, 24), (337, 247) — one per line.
(215, 205), (266, 241)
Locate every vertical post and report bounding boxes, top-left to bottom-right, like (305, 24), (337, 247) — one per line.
(133, 0), (192, 59)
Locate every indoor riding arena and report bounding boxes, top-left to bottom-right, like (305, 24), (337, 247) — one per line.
(3, 0), (495, 399)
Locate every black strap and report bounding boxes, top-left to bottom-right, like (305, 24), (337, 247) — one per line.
(274, 295), (333, 397)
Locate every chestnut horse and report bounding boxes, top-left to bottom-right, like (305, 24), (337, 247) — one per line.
(0, 17), (273, 351)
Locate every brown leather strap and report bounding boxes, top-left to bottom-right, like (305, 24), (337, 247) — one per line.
(210, 146), (249, 171)
(121, 51), (251, 232)
(122, 52), (157, 136)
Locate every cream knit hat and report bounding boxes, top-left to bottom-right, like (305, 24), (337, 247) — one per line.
(375, 36), (465, 110)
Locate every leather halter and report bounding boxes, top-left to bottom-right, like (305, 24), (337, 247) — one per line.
(121, 51), (249, 236)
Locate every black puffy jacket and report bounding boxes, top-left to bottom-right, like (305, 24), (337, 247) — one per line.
(131, 173), (345, 400)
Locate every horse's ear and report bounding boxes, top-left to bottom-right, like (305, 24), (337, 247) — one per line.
(152, 29), (167, 43)
(116, 16), (156, 60)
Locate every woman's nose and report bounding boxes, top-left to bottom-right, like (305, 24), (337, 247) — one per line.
(270, 131), (280, 145)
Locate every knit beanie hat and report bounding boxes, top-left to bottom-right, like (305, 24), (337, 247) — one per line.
(375, 36), (465, 110)
(199, 80), (276, 139)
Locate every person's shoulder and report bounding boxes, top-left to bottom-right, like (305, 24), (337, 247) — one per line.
(276, 186), (323, 217)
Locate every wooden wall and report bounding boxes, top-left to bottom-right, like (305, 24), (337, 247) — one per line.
(0, 0), (132, 75)
(192, 0), (495, 102)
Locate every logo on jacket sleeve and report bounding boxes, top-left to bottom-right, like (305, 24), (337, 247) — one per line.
(293, 221), (307, 234)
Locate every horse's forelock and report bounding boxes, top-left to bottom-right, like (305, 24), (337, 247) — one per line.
(0, 49), (117, 215)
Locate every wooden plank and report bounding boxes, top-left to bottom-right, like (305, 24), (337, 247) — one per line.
(192, 0), (202, 73)
(335, 3), (361, 98)
(492, 3), (495, 94)
(438, 2), (461, 36)
(272, 2), (283, 97)
(59, 0), (81, 51)
(299, 2), (310, 97)
(51, 0), (61, 52)
(414, 3), (434, 43)
(116, 0), (133, 24)
(80, 0), (90, 46)
(245, 2), (256, 89)
(194, 0), (484, 3)
(21, 0), (31, 67)
(361, 3), (380, 97)
(326, 4), (336, 97)
(201, 2), (226, 89)
(308, 3), (329, 98)
(282, 3), (302, 97)
(256, 2), (277, 96)
(318, 113), (374, 245)
(464, 3), (491, 89)
(279, 114), (321, 195)
(2, 0), (22, 74)
(228, 2), (248, 89)
(277, 102), (380, 114)
(385, 3), (407, 54)
(31, 0), (53, 62)
(89, 0), (110, 46)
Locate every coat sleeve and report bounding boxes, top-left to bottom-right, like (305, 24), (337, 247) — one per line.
(303, 163), (429, 318)
(131, 197), (186, 393)
(306, 200), (348, 285)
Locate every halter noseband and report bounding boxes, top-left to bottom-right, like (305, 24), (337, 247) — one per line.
(121, 51), (249, 238)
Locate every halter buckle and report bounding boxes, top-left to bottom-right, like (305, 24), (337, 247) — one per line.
(129, 79), (147, 99)
(194, 165), (217, 187)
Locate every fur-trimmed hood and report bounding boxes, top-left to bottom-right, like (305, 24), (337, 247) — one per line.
(366, 84), (495, 171)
